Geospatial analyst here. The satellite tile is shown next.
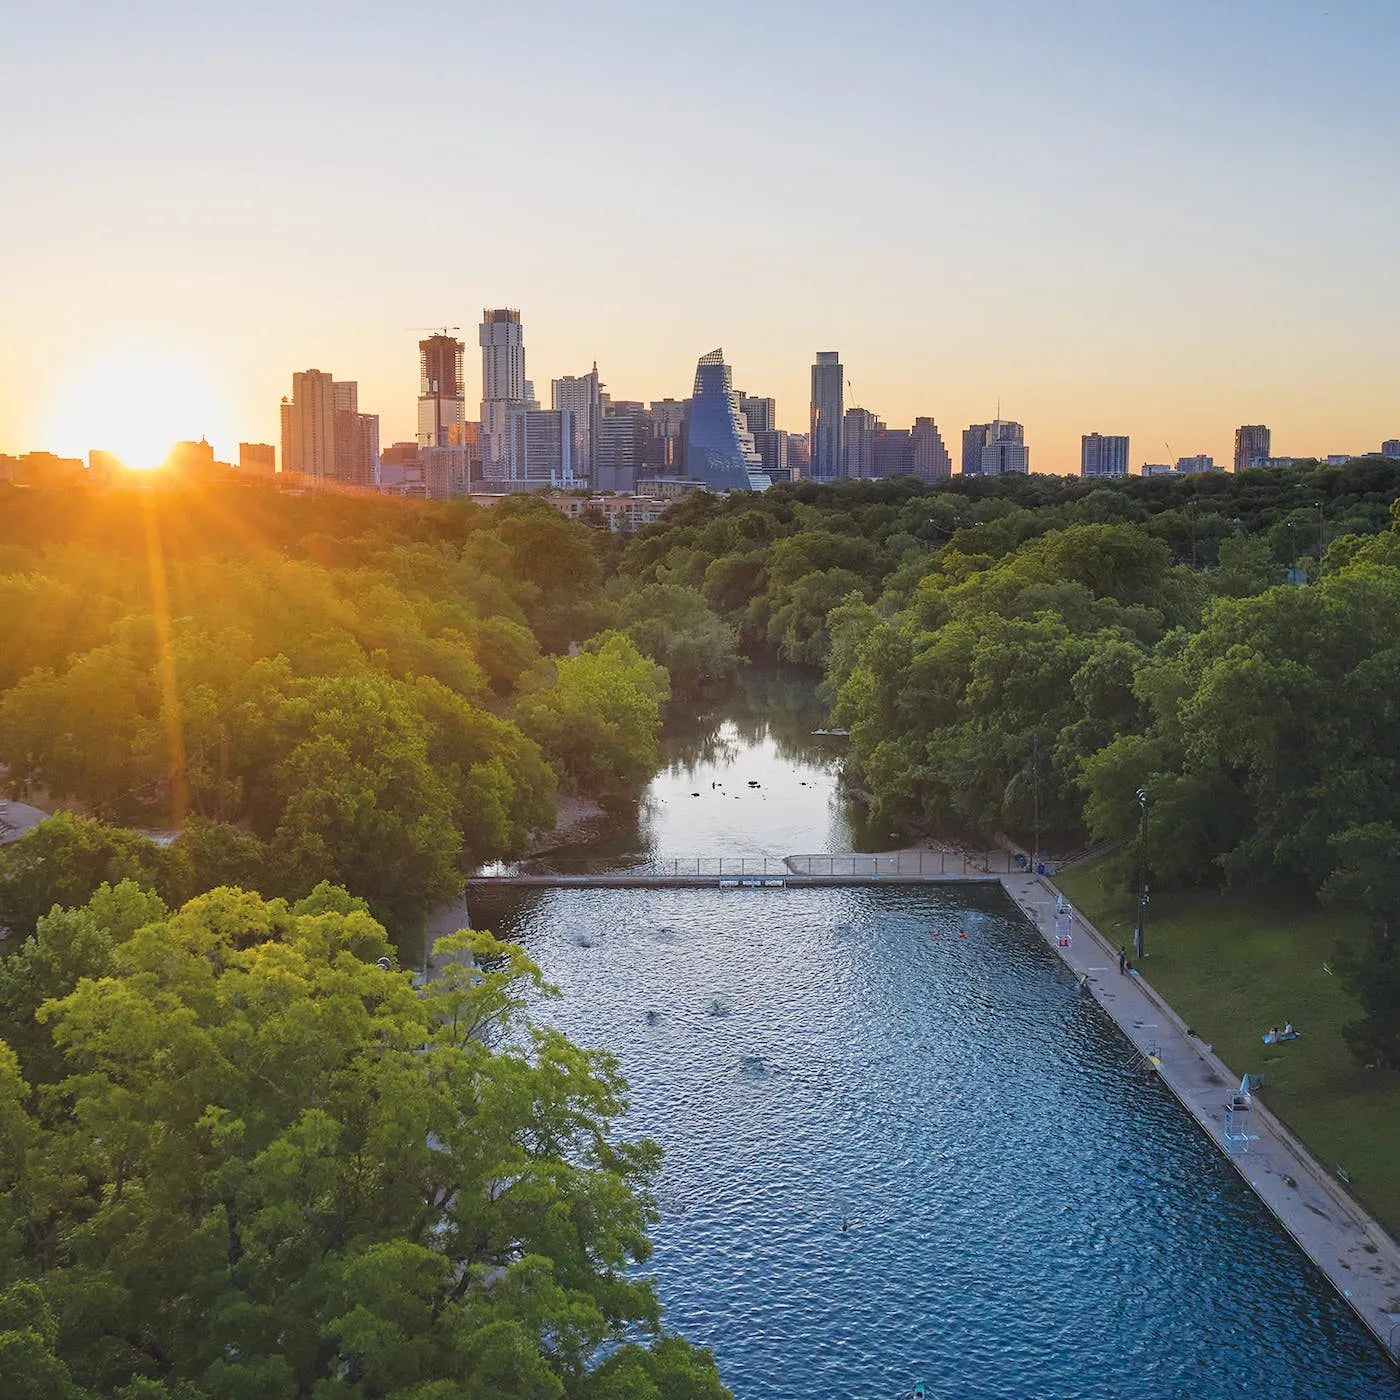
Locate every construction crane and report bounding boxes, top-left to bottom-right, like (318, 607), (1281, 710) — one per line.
(407, 326), (462, 339)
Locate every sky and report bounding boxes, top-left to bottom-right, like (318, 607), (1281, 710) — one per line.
(2, 0), (1398, 473)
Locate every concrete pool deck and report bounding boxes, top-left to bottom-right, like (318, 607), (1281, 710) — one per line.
(1001, 871), (1400, 1366)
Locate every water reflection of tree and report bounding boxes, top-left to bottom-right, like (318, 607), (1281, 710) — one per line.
(662, 664), (834, 768)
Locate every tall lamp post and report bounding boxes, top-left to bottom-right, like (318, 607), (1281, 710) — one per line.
(1134, 787), (1149, 960)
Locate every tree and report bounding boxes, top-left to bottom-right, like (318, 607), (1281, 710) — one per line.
(0, 1280), (88, 1400)
(0, 886), (730, 1398)
(514, 634), (670, 800)
(409, 676), (556, 865)
(0, 814), (169, 941)
(1322, 823), (1400, 1069)
(267, 671), (462, 933)
(615, 584), (740, 697)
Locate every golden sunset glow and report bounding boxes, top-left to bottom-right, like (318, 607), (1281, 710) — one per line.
(42, 348), (233, 470)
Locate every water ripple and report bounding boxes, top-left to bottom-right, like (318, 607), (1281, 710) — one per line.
(472, 882), (1398, 1398)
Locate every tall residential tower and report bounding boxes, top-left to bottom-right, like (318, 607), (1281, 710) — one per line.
(551, 365), (603, 483)
(280, 369), (336, 481)
(480, 309), (526, 479)
(810, 351), (844, 481)
(1081, 433), (1130, 477)
(1234, 424), (1271, 472)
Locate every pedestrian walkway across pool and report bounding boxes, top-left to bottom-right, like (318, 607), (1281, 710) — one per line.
(467, 848), (1033, 888)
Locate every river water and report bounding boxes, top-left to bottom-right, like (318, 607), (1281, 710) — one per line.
(466, 679), (1400, 1398)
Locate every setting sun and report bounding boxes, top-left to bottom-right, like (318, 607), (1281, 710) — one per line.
(41, 347), (232, 469)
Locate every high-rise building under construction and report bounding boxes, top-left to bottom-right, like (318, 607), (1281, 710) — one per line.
(417, 332), (465, 449)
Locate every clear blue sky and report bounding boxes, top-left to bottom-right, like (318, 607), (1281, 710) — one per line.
(2, 0), (1397, 470)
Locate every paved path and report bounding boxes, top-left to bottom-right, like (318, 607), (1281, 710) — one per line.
(0, 798), (48, 844)
(1002, 872), (1400, 1364)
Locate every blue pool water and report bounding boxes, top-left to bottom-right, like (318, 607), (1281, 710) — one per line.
(467, 719), (1400, 1397)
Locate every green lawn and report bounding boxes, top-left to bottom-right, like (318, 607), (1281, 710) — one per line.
(1054, 861), (1400, 1241)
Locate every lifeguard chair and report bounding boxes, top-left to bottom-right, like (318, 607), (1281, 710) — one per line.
(1224, 1077), (1255, 1154)
(1054, 894), (1073, 948)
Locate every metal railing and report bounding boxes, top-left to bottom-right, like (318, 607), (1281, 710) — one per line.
(785, 849), (1017, 877)
(471, 849), (1021, 880)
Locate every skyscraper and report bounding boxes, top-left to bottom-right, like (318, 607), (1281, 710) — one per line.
(737, 393), (785, 480)
(343, 413), (380, 487)
(480, 309), (526, 480)
(596, 403), (648, 493)
(871, 426), (913, 478)
(1382, 440), (1400, 458)
(963, 420), (1029, 475)
(684, 349), (768, 492)
(810, 352), (844, 481)
(239, 443), (275, 477)
(962, 424), (990, 476)
(280, 371), (378, 486)
(911, 418), (952, 481)
(843, 408), (878, 479)
(552, 366), (603, 483)
(739, 394), (775, 433)
(505, 406), (573, 483)
(417, 333), (465, 449)
(1081, 433), (1130, 477)
(647, 398), (687, 474)
(787, 434), (810, 475)
(1234, 424), (1271, 472)
(281, 370), (336, 480)
(751, 429), (789, 482)
(330, 381), (380, 487)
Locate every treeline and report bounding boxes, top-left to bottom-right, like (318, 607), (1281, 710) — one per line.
(620, 459), (1400, 669)
(0, 483), (742, 935)
(622, 459), (1400, 1064)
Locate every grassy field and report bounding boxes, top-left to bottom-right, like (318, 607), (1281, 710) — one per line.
(1054, 861), (1400, 1241)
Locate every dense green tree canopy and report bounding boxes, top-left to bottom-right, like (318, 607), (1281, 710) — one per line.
(0, 485), (681, 933)
(0, 885), (730, 1399)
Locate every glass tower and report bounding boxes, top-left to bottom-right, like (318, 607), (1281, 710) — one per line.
(810, 351), (844, 480)
(684, 349), (768, 492)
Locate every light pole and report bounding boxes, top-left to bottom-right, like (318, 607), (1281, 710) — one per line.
(1031, 730), (1040, 874)
(1134, 788), (1149, 960)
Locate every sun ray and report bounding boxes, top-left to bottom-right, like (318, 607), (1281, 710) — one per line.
(138, 478), (189, 823)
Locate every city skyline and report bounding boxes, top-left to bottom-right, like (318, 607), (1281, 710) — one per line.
(4, 2), (1399, 472)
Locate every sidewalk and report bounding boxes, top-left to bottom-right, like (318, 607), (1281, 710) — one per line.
(1001, 872), (1400, 1363)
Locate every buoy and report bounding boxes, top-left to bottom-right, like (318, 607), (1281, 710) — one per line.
(958, 929), (967, 939)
